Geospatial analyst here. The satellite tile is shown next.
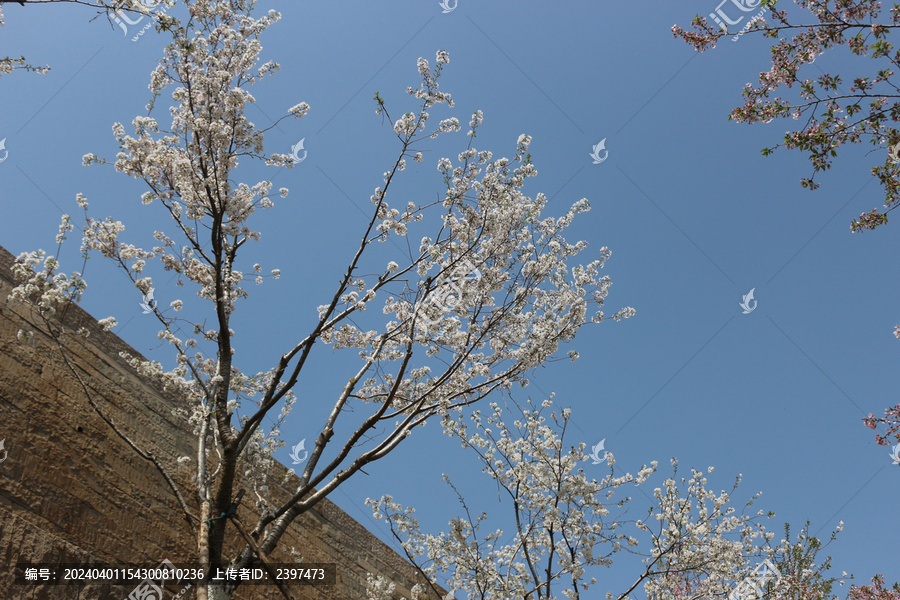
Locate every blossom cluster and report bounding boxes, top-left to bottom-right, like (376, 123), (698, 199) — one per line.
(863, 405), (900, 446)
(847, 574), (900, 600)
(6, 214), (92, 341)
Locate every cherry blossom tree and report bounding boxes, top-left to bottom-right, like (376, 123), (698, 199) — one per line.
(6, 0), (636, 598)
(366, 399), (847, 600)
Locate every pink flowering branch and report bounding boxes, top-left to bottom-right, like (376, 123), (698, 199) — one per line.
(863, 405), (900, 445)
(848, 575), (900, 600)
(673, 0), (900, 232)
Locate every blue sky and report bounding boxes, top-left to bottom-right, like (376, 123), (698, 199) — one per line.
(1, 0), (898, 594)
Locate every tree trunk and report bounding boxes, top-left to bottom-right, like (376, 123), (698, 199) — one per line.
(197, 499), (211, 600)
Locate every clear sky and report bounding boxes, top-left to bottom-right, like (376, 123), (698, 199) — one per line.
(1, 0), (897, 595)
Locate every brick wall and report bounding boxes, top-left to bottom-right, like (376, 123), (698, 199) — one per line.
(0, 245), (436, 600)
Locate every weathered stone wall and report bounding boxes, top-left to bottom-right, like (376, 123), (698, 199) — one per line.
(0, 245), (434, 600)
